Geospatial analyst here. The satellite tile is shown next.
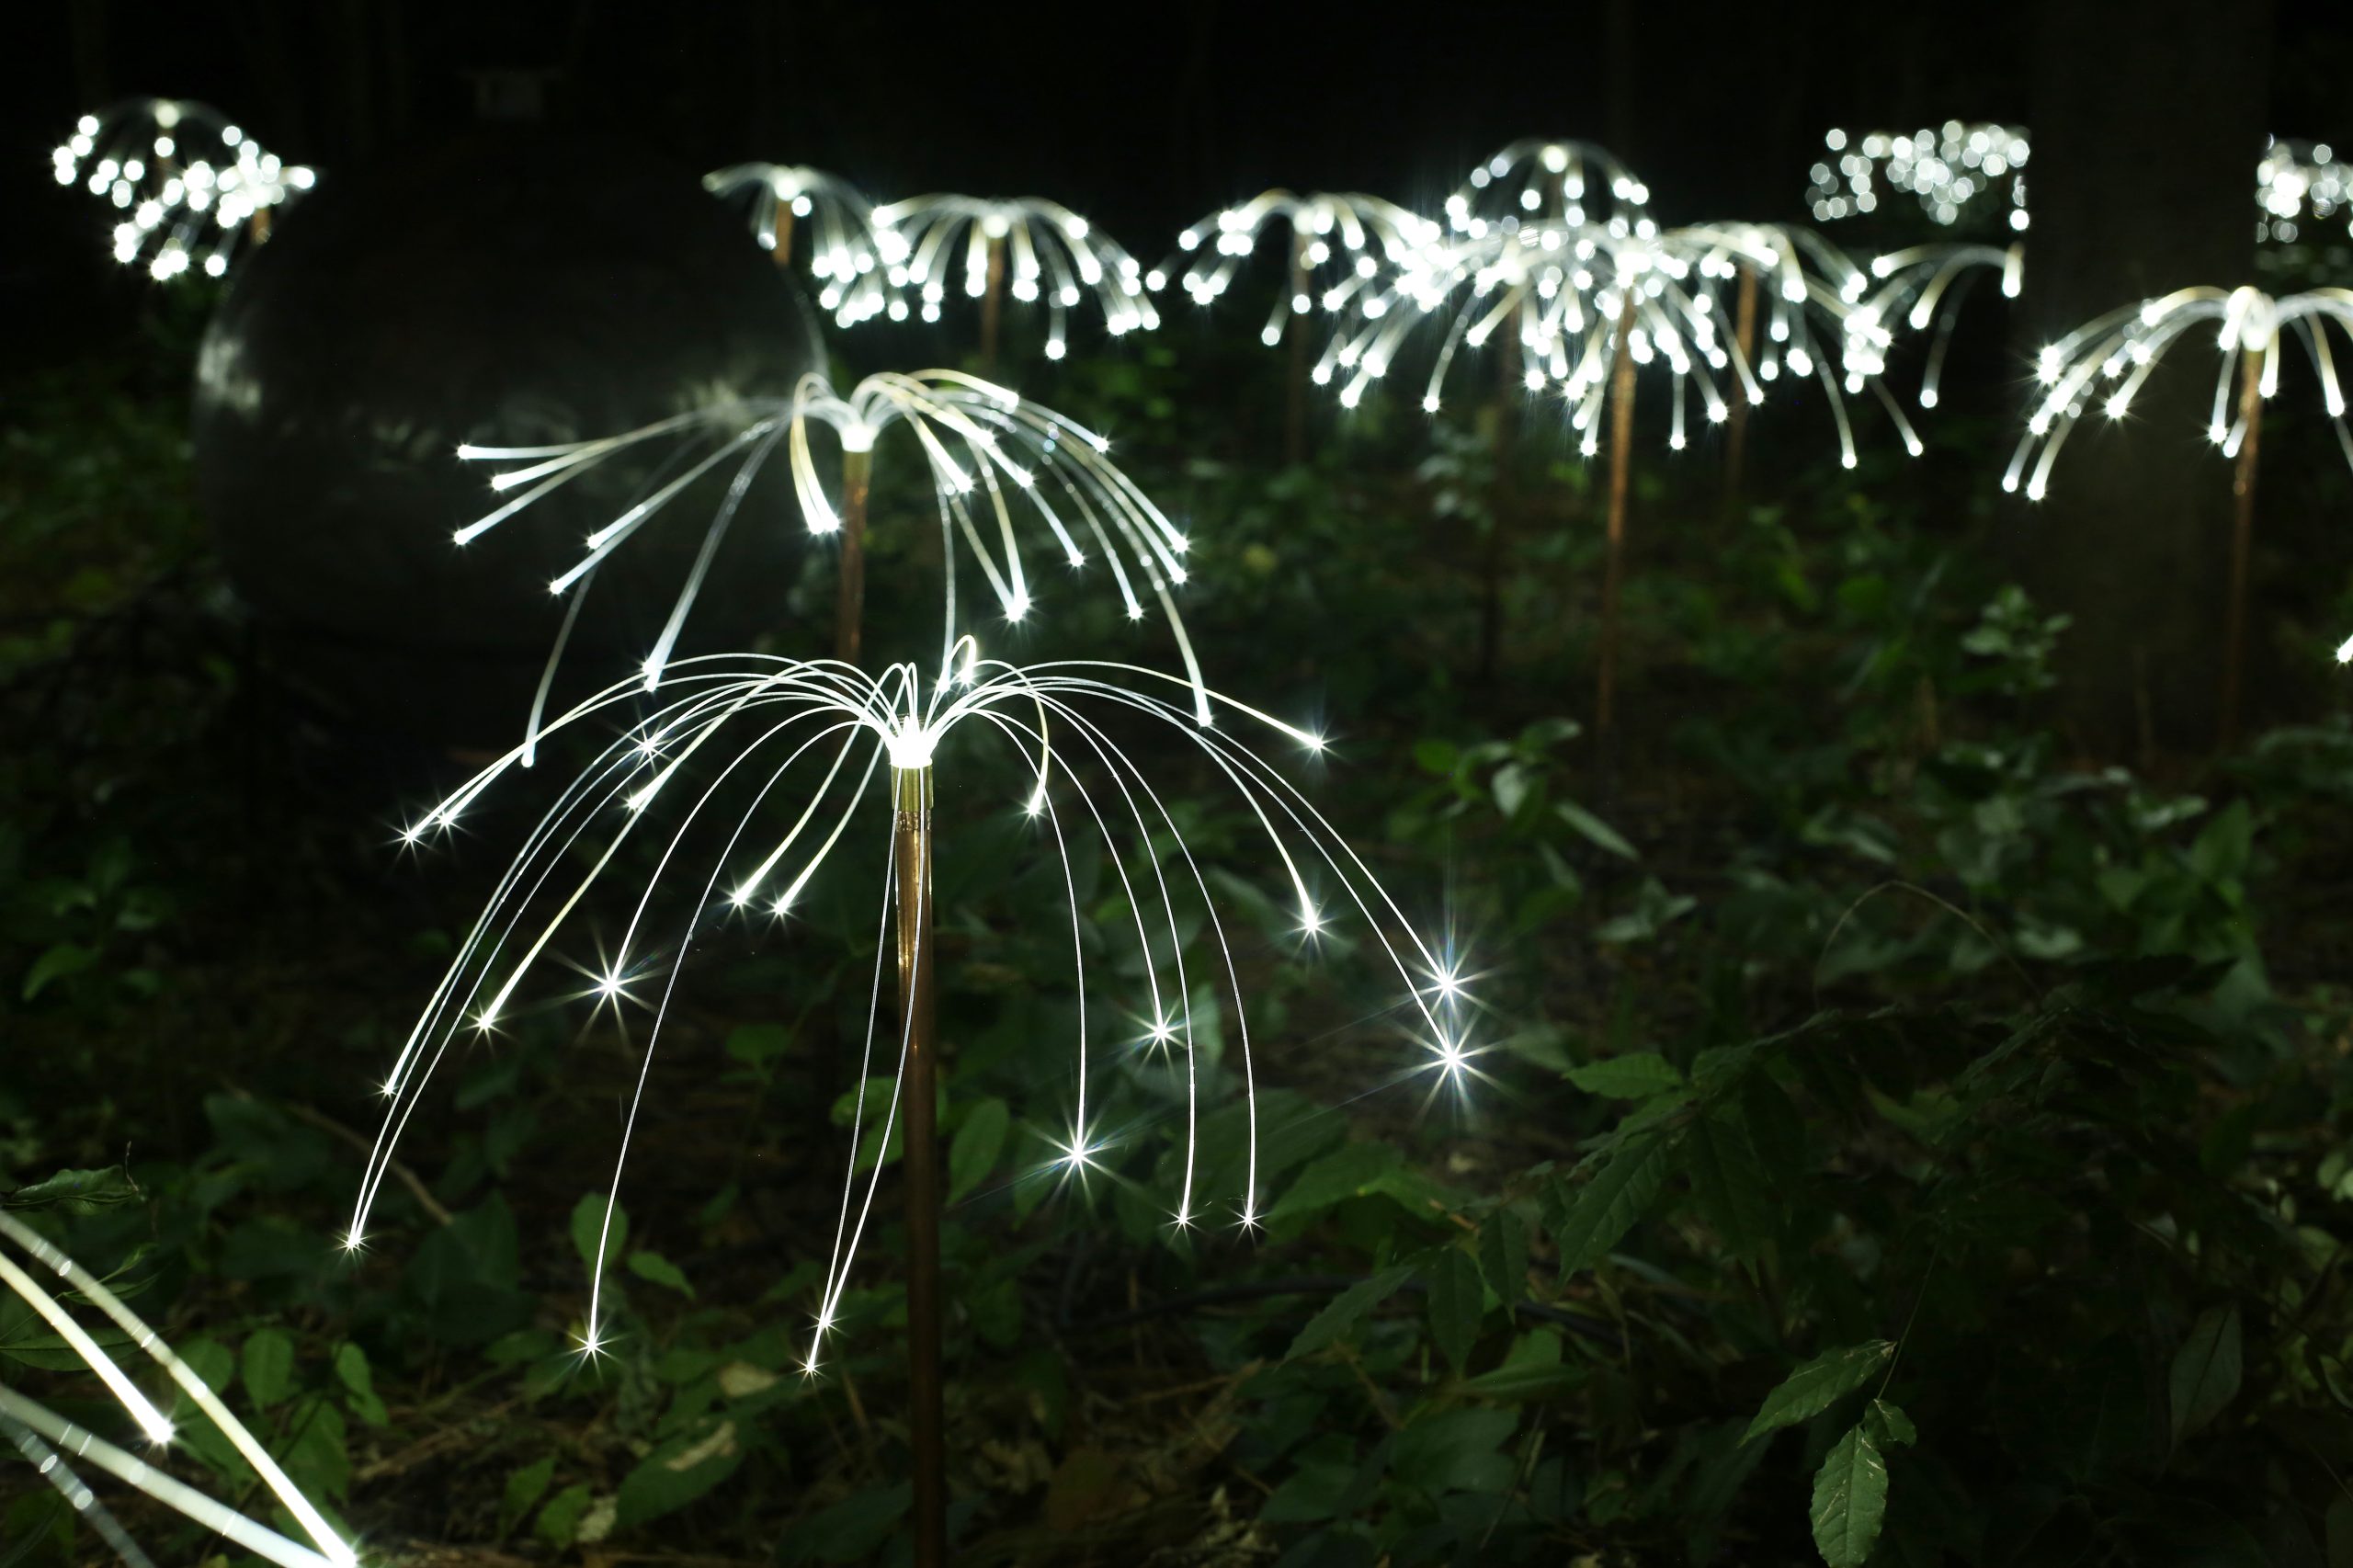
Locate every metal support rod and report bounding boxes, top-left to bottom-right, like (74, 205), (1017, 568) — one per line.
(892, 765), (945, 1566)
(772, 200), (796, 268)
(1284, 234), (1310, 466)
(1722, 263), (1757, 518)
(979, 237), (1006, 372)
(1597, 289), (1639, 735)
(2221, 344), (2265, 749)
(835, 447), (872, 666)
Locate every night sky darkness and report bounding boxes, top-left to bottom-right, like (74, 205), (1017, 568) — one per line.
(2, 0), (2345, 372)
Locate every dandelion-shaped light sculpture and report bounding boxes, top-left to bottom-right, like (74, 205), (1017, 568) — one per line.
(355, 650), (1470, 1563)
(703, 163), (900, 328)
(1806, 123), (2031, 234)
(451, 369), (1205, 740)
(2256, 138), (2350, 246)
(872, 194), (1158, 368)
(0, 1212), (357, 1568)
(1152, 190), (1442, 461)
(1844, 240), (2026, 411)
(1444, 139), (1657, 241)
(52, 98), (314, 281)
(2007, 285), (2353, 742)
(1322, 218), (1915, 725)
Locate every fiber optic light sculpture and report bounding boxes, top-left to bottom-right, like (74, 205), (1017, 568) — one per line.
(359, 652), (1468, 1561)
(2256, 139), (2350, 245)
(1152, 189), (1442, 460)
(1445, 138), (1657, 241)
(872, 193), (1159, 367)
(1845, 240), (2026, 410)
(1807, 122), (2031, 234)
(705, 162), (901, 327)
(1322, 217), (1915, 727)
(451, 368), (1204, 737)
(2008, 285), (2353, 742)
(53, 98), (314, 281)
(0, 1212), (357, 1568)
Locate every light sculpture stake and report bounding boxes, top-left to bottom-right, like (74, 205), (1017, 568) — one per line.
(1723, 261), (1759, 515)
(2222, 339), (2265, 746)
(835, 437), (874, 665)
(1599, 287), (1639, 734)
(892, 761), (946, 1565)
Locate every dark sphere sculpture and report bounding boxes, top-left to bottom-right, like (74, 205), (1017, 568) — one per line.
(193, 130), (824, 745)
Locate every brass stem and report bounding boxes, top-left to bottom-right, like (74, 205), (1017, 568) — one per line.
(1723, 263), (1757, 518)
(835, 448), (872, 666)
(892, 765), (945, 1566)
(979, 237), (1006, 372)
(1597, 288), (1639, 735)
(2221, 344), (2265, 749)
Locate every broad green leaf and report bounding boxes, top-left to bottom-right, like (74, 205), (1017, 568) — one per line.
(1287, 1266), (1414, 1360)
(1552, 1132), (1677, 1280)
(334, 1343), (388, 1426)
(4, 1165), (141, 1213)
(948, 1097), (1011, 1203)
(1479, 1207), (1529, 1304)
(1685, 1109), (1774, 1258)
(1810, 1421), (1891, 1568)
(2169, 1304), (2242, 1444)
(241, 1328), (296, 1410)
(1423, 1246), (1483, 1372)
(1459, 1331), (1583, 1401)
(627, 1251), (696, 1299)
(1742, 1341), (1895, 1443)
(570, 1193), (629, 1274)
(498, 1454), (556, 1540)
(1268, 1142), (1404, 1225)
(21, 942), (96, 1002)
(779, 1482), (912, 1564)
(1258, 1460), (1358, 1523)
(1556, 799), (1638, 859)
(534, 1483), (594, 1548)
(617, 1419), (744, 1527)
(1565, 1052), (1685, 1100)
(723, 1022), (791, 1071)
(1866, 1399), (1915, 1448)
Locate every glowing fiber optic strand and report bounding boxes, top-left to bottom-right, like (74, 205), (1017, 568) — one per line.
(0, 1212), (358, 1568)
(704, 163), (900, 327)
(1151, 190), (1443, 347)
(872, 195), (1158, 361)
(353, 651), (1473, 1375)
(1808, 122), (2029, 234)
(1845, 240), (2026, 410)
(1446, 139), (1656, 242)
(52, 98), (315, 282)
(451, 369), (1207, 750)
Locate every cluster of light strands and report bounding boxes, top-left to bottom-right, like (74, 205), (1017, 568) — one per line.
(0, 1213), (357, 1568)
(703, 163), (900, 327)
(870, 195), (1158, 358)
(351, 650), (1473, 1373)
(451, 369), (1208, 750)
(1446, 140), (1656, 242)
(1844, 240), (2025, 409)
(53, 98), (314, 281)
(1808, 123), (2030, 233)
(2256, 139), (2350, 244)
(1317, 218), (1919, 467)
(1149, 191), (1444, 347)
(2006, 285), (2353, 503)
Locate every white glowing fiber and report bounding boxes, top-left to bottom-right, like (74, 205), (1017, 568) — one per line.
(870, 194), (1158, 359)
(452, 369), (1208, 752)
(1851, 240), (2025, 409)
(703, 163), (899, 327)
(355, 648), (1474, 1376)
(1319, 216), (1921, 468)
(1152, 190), (1442, 347)
(2006, 285), (2353, 502)
(52, 98), (313, 282)
(1446, 139), (1656, 242)
(0, 1212), (358, 1568)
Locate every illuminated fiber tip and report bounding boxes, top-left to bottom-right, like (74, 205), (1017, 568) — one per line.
(704, 164), (899, 328)
(54, 97), (313, 282)
(2336, 631), (2353, 664)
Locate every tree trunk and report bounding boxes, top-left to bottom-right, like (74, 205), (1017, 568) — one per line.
(2023, 0), (2272, 757)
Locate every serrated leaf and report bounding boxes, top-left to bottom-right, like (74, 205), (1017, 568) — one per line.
(571, 1193), (629, 1274)
(1685, 1109), (1774, 1258)
(1564, 1052), (1685, 1100)
(1810, 1421), (1890, 1568)
(1459, 1330), (1583, 1401)
(1423, 1246), (1483, 1372)
(1552, 1131), (1677, 1280)
(948, 1097), (1010, 1204)
(1267, 1142), (1404, 1224)
(241, 1328), (295, 1410)
(1479, 1207), (1529, 1304)
(498, 1454), (556, 1541)
(2169, 1304), (2242, 1444)
(627, 1251), (695, 1299)
(1743, 1342), (1895, 1443)
(5, 1165), (141, 1214)
(1287, 1266), (1413, 1360)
